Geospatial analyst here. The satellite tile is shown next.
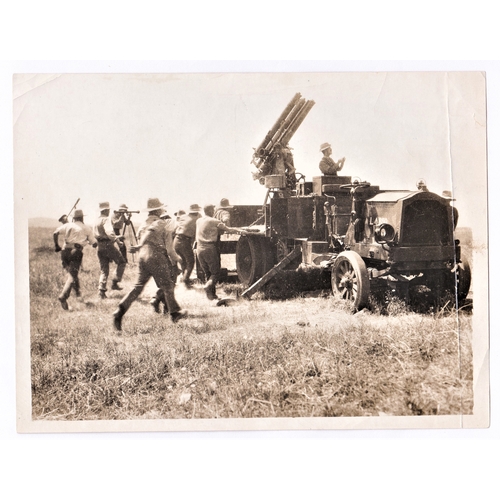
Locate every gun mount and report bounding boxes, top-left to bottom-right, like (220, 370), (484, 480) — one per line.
(251, 93), (315, 192)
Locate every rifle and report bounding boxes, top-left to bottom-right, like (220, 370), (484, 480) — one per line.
(67, 198), (80, 217)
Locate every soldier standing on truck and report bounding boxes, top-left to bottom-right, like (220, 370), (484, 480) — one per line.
(319, 142), (345, 175)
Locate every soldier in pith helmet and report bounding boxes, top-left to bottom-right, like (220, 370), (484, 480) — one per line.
(319, 142), (345, 175)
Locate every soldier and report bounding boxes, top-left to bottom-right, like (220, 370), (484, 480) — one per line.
(214, 198), (232, 225)
(417, 180), (429, 192)
(319, 142), (345, 175)
(113, 198), (187, 331)
(111, 203), (131, 263)
(196, 204), (247, 301)
(149, 210), (182, 313)
(442, 190), (459, 229)
(213, 199), (233, 264)
(93, 201), (127, 299)
(53, 209), (97, 310)
(174, 209), (186, 222)
(172, 203), (202, 289)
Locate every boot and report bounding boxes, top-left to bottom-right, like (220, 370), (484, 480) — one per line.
(113, 305), (126, 331)
(58, 297), (69, 310)
(171, 310), (188, 323)
(111, 280), (123, 291)
(150, 297), (161, 314)
(204, 281), (218, 301)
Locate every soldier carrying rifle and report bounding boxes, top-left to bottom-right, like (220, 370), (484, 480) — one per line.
(53, 209), (97, 310)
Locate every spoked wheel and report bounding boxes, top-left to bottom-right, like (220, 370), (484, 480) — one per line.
(331, 251), (370, 310)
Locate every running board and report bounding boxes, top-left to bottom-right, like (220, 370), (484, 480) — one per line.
(241, 246), (302, 299)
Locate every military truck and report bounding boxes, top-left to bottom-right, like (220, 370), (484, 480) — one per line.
(219, 93), (471, 309)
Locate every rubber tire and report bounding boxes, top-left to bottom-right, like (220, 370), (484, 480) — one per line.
(236, 235), (275, 287)
(331, 251), (370, 310)
(456, 256), (471, 302)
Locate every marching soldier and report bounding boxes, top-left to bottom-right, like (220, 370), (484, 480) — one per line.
(53, 209), (97, 310)
(93, 201), (127, 299)
(113, 198), (187, 331)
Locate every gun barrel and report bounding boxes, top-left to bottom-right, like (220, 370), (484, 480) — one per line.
(280, 99), (315, 145)
(253, 93), (302, 157)
(252, 98), (306, 167)
(268, 98), (305, 148)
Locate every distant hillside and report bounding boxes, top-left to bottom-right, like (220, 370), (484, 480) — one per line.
(29, 217), (59, 228)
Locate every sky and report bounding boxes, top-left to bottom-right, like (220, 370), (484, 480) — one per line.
(13, 71), (487, 232)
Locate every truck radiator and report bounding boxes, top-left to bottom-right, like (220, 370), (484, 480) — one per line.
(401, 200), (451, 246)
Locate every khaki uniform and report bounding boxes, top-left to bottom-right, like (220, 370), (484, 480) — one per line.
(54, 221), (96, 301)
(118, 216), (181, 316)
(94, 215), (126, 292)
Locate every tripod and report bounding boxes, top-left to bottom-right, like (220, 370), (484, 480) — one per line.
(117, 212), (139, 264)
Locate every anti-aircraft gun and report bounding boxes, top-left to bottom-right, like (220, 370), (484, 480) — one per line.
(251, 93), (315, 192)
(231, 94), (471, 310)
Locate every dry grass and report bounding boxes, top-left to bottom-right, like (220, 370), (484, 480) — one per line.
(29, 227), (473, 420)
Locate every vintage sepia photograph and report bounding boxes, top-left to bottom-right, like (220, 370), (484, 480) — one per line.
(14, 71), (489, 432)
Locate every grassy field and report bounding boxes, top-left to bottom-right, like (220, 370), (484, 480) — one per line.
(28, 227), (473, 420)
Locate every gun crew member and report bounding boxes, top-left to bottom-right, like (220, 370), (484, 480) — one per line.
(93, 201), (127, 299)
(214, 198), (232, 225)
(111, 203), (132, 262)
(196, 204), (247, 301)
(53, 209), (97, 310)
(149, 210), (182, 313)
(113, 197), (187, 331)
(319, 142), (345, 175)
(172, 203), (202, 289)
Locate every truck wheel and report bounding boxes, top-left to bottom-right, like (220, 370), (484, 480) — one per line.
(455, 256), (471, 302)
(236, 235), (274, 287)
(331, 251), (370, 310)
